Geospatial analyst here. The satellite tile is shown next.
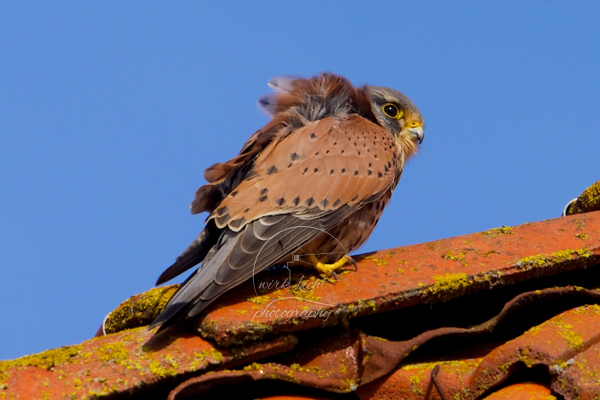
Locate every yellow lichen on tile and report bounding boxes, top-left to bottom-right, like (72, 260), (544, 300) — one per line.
(515, 248), (592, 269)
(427, 273), (471, 298)
(568, 180), (600, 215)
(554, 320), (585, 351)
(408, 371), (425, 395)
(481, 226), (513, 237)
(0, 344), (82, 386)
(401, 359), (481, 376)
(148, 359), (177, 378)
(527, 325), (542, 336)
(441, 249), (468, 262)
(97, 342), (129, 365)
(517, 346), (537, 368)
(104, 285), (180, 334)
(247, 294), (271, 305)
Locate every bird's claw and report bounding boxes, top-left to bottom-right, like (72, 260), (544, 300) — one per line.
(309, 254), (356, 281)
(327, 271), (338, 284)
(348, 257), (358, 272)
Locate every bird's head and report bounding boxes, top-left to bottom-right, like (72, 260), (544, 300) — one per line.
(367, 86), (424, 158)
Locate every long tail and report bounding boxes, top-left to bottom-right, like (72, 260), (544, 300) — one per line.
(155, 221), (219, 285)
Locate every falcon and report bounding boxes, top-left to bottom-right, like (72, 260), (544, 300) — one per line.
(150, 73), (424, 330)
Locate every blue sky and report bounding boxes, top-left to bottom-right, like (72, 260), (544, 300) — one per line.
(1, 2), (599, 360)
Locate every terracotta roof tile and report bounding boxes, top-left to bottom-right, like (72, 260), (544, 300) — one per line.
(483, 383), (555, 400)
(2, 180), (600, 399)
(356, 303), (600, 400)
(0, 327), (295, 399)
(553, 341), (600, 400)
(98, 209), (600, 347)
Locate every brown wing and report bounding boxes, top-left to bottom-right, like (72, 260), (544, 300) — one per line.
(189, 73), (372, 216)
(189, 113), (290, 214)
(209, 114), (400, 231)
(151, 115), (402, 330)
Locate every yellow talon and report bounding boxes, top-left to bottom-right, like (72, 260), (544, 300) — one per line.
(308, 254), (356, 278)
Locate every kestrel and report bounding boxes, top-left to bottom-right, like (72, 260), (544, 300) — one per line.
(151, 73), (424, 330)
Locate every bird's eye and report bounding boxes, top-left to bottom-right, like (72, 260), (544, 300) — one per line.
(382, 103), (403, 120)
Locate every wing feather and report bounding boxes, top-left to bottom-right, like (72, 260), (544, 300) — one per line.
(155, 220), (219, 285)
(151, 206), (357, 329)
(210, 115), (398, 230)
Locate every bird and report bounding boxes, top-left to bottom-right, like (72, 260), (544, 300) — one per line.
(150, 72), (424, 331)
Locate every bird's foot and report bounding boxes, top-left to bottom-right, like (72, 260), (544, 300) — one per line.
(308, 255), (357, 281)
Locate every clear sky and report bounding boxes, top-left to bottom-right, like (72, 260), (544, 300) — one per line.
(1, 2), (599, 360)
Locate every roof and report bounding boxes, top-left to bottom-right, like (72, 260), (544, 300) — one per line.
(1, 180), (599, 399)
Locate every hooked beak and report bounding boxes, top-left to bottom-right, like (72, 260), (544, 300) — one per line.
(407, 125), (424, 144)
